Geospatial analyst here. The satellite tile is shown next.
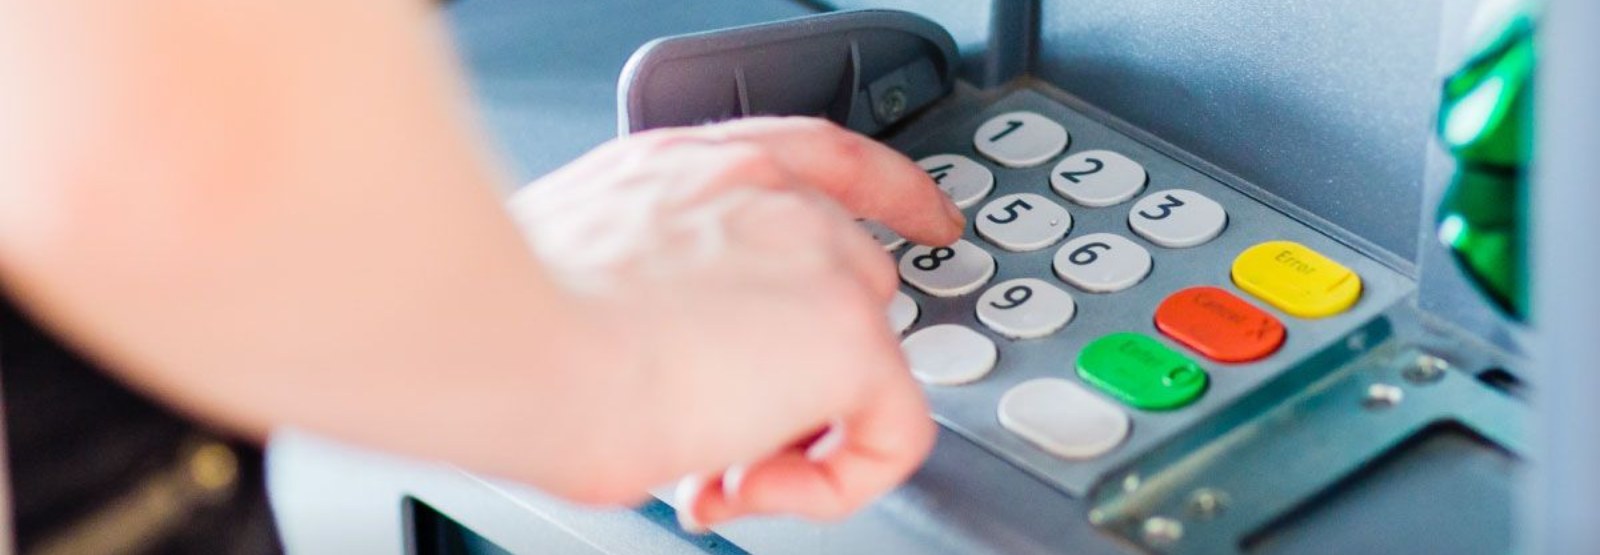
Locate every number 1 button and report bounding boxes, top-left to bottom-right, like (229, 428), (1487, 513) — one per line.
(976, 193), (1073, 252)
(899, 240), (995, 297)
(973, 111), (1069, 168)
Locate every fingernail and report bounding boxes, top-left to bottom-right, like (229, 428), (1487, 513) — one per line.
(723, 463), (750, 502)
(675, 474), (709, 534)
(942, 197), (966, 229)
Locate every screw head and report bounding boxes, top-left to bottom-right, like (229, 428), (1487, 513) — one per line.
(1363, 383), (1405, 410)
(1403, 354), (1449, 384)
(877, 87), (908, 121)
(1186, 488), (1229, 520)
(1141, 516), (1184, 548)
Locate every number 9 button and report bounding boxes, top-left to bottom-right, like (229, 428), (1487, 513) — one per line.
(976, 193), (1073, 252)
(1053, 233), (1152, 293)
(899, 240), (996, 297)
(977, 278), (1077, 339)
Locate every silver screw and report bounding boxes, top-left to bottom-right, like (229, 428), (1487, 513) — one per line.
(1363, 383), (1404, 410)
(1122, 473), (1142, 494)
(1187, 488), (1229, 520)
(1402, 354), (1449, 384)
(1141, 516), (1184, 548)
(878, 87), (908, 121)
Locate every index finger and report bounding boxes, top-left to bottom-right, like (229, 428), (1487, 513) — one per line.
(651, 117), (965, 246)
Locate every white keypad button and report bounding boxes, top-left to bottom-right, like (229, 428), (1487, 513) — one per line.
(1050, 150), (1148, 207)
(889, 290), (919, 335)
(1128, 189), (1228, 248)
(902, 324), (998, 386)
(899, 240), (996, 297)
(975, 193), (1073, 252)
(1053, 233), (1153, 293)
(973, 111), (1070, 168)
(917, 154), (994, 208)
(976, 278), (1077, 339)
(861, 220), (906, 251)
(999, 378), (1130, 459)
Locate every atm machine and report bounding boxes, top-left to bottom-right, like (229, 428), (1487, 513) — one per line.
(270, 1), (1599, 553)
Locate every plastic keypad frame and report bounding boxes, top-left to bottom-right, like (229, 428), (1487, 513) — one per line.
(887, 88), (1413, 496)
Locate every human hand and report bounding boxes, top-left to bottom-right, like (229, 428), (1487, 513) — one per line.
(509, 117), (962, 528)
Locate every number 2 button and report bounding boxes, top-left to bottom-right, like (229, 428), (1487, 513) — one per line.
(976, 193), (1073, 252)
(1053, 233), (1152, 293)
(899, 240), (996, 297)
(1128, 189), (1228, 248)
(977, 278), (1077, 339)
(973, 111), (1069, 168)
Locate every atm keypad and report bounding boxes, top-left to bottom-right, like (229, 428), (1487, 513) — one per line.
(887, 93), (1375, 487)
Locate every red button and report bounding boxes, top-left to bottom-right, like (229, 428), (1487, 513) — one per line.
(1154, 286), (1285, 363)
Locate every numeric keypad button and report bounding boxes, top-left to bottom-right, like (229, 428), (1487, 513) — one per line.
(973, 111), (1069, 168)
(1053, 233), (1152, 293)
(1050, 150), (1148, 207)
(998, 378), (1130, 460)
(976, 193), (1073, 252)
(917, 154), (994, 208)
(889, 290), (919, 335)
(1128, 189), (1228, 248)
(903, 324), (998, 386)
(861, 220), (906, 251)
(976, 278), (1077, 339)
(899, 240), (996, 297)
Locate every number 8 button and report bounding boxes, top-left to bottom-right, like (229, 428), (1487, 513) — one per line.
(976, 193), (1073, 252)
(1053, 233), (1153, 293)
(900, 240), (996, 297)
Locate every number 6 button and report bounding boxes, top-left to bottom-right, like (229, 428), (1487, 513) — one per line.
(1129, 189), (1228, 248)
(1053, 233), (1152, 293)
(899, 240), (996, 297)
(977, 278), (1077, 339)
(976, 193), (1073, 252)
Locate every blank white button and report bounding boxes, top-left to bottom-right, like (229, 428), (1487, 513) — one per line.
(1050, 150), (1148, 207)
(973, 111), (1069, 168)
(975, 193), (1073, 252)
(976, 278), (1076, 339)
(861, 220), (906, 251)
(999, 378), (1130, 459)
(899, 240), (995, 297)
(903, 325), (998, 386)
(1128, 189), (1228, 248)
(917, 154), (994, 208)
(1053, 233), (1152, 293)
(889, 290), (919, 335)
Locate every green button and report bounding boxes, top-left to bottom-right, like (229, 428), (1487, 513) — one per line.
(1076, 333), (1208, 410)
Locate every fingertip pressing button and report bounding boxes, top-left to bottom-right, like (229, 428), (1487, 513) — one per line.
(899, 240), (996, 297)
(889, 290), (919, 335)
(1050, 150), (1148, 207)
(917, 154), (995, 208)
(999, 378), (1130, 460)
(903, 324), (998, 386)
(973, 111), (1069, 168)
(976, 278), (1076, 339)
(1128, 189), (1228, 248)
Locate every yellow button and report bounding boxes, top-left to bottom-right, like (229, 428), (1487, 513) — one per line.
(1231, 241), (1362, 318)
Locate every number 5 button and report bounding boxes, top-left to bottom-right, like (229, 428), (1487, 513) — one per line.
(1129, 189), (1228, 248)
(977, 278), (1077, 339)
(1053, 233), (1152, 293)
(976, 193), (1073, 252)
(899, 240), (996, 297)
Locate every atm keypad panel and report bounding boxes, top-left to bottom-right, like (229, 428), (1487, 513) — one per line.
(878, 89), (1411, 496)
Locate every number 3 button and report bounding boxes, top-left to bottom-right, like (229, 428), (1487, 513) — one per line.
(976, 193), (1073, 252)
(977, 278), (1077, 339)
(900, 240), (996, 297)
(1129, 189), (1228, 248)
(1053, 233), (1152, 293)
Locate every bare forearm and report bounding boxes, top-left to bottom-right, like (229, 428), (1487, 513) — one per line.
(0, 1), (627, 490)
